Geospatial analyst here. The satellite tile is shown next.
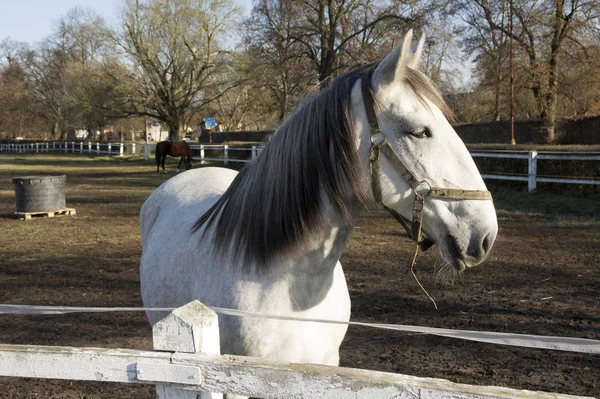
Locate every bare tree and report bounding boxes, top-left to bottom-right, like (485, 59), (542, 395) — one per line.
(280, 0), (412, 89)
(465, 0), (600, 142)
(245, 0), (316, 122)
(0, 41), (45, 139)
(457, 0), (510, 121)
(111, 0), (241, 141)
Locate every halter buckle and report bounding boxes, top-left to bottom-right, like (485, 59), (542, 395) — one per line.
(370, 131), (385, 146)
(414, 181), (431, 197)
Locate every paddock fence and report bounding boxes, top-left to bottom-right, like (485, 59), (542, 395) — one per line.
(2, 142), (599, 192)
(0, 301), (594, 399)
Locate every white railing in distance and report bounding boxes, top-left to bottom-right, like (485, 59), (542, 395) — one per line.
(1, 143), (598, 191)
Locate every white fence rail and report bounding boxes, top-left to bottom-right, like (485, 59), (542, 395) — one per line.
(0, 301), (591, 399)
(0, 141), (260, 165)
(2, 142), (599, 191)
(471, 150), (600, 191)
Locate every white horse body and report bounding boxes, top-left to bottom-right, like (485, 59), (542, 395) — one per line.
(140, 167), (351, 365)
(140, 31), (498, 398)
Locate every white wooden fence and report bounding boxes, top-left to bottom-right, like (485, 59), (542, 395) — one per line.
(1, 142), (599, 192)
(471, 150), (600, 191)
(0, 301), (592, 399)
(0, 141), (259, 165)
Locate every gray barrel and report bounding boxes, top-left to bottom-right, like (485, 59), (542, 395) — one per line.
(13, 175), (66, 213)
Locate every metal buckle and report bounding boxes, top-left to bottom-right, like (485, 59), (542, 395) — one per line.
(414, 181), (431, 197)
(370, 132), (385, 145)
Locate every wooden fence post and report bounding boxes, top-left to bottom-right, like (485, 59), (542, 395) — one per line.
(528, 150), (538, 192)
(152, 301), (222, 399)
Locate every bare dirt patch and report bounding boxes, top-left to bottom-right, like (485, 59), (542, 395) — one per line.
(0, 154), (598, 398)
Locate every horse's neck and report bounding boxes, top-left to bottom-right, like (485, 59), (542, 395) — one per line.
(279, 196), (356, 311)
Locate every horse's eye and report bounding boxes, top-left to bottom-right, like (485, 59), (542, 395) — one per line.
(410, 128), (430, 138)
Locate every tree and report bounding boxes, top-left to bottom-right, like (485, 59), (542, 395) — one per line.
(112, 0), (241, 141)
(244, 0), (316, 123)
(464, 0), (600, 142)
(0, 42), (45, 139)
(457, 0), (511, 121)
(277, 0), (412, 89)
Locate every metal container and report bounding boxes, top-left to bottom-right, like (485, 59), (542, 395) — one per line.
(12, 175), (66, 213)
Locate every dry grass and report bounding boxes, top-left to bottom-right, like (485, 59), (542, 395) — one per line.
(0, 153), (599, 398)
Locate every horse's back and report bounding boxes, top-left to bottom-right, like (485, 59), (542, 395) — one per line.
(140, 167), (237, 322)
(141, 167), (235, 238)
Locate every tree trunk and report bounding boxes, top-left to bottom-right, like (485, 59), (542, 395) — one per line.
(50, 122), (58, 140)
(167, 119), (182, 141)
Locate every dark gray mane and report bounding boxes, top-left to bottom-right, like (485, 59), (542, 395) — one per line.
(193, 65), (373, 270)
(192, 61), (450, 272)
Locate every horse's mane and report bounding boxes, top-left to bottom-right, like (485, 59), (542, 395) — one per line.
(192, 61), (451, 272)
(193, 65), (374, 271)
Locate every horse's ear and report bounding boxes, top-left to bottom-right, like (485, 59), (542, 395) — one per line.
(408, 32), (425, 70)
(373, 29), (423, 87)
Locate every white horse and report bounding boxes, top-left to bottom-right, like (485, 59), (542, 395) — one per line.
(140, 31), (498, 398)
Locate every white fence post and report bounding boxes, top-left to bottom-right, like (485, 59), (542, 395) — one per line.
(80, 142), (83, 154)
(119, 143), (124, 157)
(108, 143), (112, 156)
(144, 144), (149, 161)
(223, 145), (229, 165)
(64, 142), (68, 153)
(528, 150), (538, 192)
(88, 142), (92, 153)
(97, 142), (100, 154)
(251, 145), (257, 160)
(200, 145), (205, 164)
(152, 301), (222, 399)
(132, 143), (136, 158)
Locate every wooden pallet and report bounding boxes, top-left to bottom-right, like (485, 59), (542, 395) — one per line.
(14, 208), (76, 221)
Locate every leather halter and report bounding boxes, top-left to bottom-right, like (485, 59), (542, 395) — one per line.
(361, 70), (493, 251)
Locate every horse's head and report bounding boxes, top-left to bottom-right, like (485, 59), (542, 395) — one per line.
(356, 31), (498, 271)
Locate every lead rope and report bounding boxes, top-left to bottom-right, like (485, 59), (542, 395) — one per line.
(409, 194), (438, 310)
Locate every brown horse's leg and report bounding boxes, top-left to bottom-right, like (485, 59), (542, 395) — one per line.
(156, 149), (161, 173)
(176, 157), (183, 172)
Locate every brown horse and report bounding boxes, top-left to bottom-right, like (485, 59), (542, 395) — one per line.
(155, 141), (193, 173)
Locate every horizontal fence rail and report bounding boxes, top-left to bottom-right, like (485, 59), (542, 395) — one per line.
(2, 142), (599, 191)
(0, 301), (592, 399)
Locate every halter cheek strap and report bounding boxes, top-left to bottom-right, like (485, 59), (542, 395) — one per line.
(361, 70), (492, 251)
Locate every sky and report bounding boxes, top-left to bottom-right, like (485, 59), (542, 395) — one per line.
(0, 0), (251, 45)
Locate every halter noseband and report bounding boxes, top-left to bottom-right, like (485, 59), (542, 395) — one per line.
(361, 70), (493, 251)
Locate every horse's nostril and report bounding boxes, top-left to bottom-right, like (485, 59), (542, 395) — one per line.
(482, 232), (492, 253)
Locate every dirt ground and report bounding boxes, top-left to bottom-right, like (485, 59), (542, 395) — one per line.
(0, 155), (598, 398)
